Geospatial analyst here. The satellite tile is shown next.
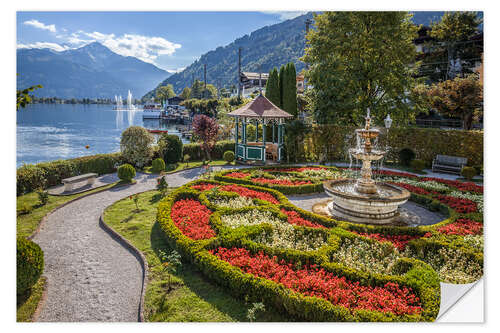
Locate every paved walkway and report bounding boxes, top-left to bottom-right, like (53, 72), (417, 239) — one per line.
(33, 167), (229, 322)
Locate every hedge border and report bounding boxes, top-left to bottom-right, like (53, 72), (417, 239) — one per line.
(157, 180), (441, 322)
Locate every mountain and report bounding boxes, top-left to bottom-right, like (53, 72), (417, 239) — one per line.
(17, 42), (171, 99)
(143, 13), (314, 98)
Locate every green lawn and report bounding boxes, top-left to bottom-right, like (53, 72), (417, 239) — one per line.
(17, 277), (46, 322)
(103, 190), (289, 322)
(143, 159), (233, 175)
(16, 182), (119, 238)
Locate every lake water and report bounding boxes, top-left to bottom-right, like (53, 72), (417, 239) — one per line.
(16, 104), (190, 167)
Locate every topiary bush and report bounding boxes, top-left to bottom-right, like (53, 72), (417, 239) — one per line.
(120, 126), (154, 168)
(461, 166), (477, 181)
(117, 163), (136, 182)
(16, 164), (47, 196)
(223, 151), (235, 164)
(398, 148), (416, 166)
(152, 158), (166, 173)
(158, 134), (183, 164)
(17, 237), (44, 295)
(411, 159), (426, 172)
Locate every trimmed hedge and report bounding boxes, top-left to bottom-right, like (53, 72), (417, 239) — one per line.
(158, 134), (183, 164)
(214, 165), (339, 195)
(152, 158), (166, 173)
(183, 140), (235, 161)
(17, 152), (123, 196)
(157, 179), (442, 322)
(17, 237), (44, 295)
(117, 163), (136, 182)
(304, 125), (483, 166)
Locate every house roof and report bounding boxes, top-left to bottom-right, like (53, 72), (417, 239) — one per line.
(227, 94), (294, 119)
(240, 72), (269, 80)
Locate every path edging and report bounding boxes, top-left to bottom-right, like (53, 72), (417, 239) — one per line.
(31, 276), (48, 322)
(99, 214), (148, 322)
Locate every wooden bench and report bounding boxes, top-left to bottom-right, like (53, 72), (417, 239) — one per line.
(62, 173), (98, 192)
(432, 155), (467, 175)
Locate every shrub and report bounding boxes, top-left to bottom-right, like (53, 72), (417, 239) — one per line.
(157, 176), (169, 197)
(117, 163), (136, 182)
(71, 152), (122, 175)
(120, 126), (154, 168)
(36, 188), (49, 206)
(17, 237), (44, 295)
(158, 134), (183, 164)
(473, 165), (483, 176)
(16, 164), (47, 196)
(37, 160), (76, 187)
(411, 159), (426, 172)
(223, 150), (235, 164)
(183, 154), (191, 166)
(17, 202), (33, 215)
(183, 140), (235, 161)
(152, 158), (166, 173)
(461, 166), (477, 181)
(398, 148), (416, 166)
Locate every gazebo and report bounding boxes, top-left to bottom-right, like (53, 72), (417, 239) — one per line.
(227, 94), (293, 163)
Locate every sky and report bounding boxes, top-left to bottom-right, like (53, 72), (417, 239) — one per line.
(16, 11), (307, 73)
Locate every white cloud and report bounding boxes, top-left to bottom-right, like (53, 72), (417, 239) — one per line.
(263, 11), (307, 21)
(23, 19), (56, 33)
(79, 31), (181, 64)
(17, 42), (69, 52)
(166, 67), (185, 73)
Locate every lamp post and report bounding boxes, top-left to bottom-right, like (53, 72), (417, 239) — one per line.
(384, 114), (392, 155)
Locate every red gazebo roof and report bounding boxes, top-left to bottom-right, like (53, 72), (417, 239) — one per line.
(227, 94), (294, 119)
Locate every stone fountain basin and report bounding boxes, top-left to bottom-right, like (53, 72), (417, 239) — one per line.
(323, 179), (411, 223)
(349, 149), (386, 161)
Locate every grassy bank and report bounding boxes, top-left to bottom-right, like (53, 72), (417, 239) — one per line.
(17, 277), (46, 322)
(102, 190), (288, 322)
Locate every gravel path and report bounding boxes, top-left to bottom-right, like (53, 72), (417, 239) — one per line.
(33, 167), (229, 322)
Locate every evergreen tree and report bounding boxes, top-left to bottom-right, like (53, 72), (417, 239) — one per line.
(190, 79), (204, 99)
(180, 87), (191, 99)
(278, 65), (285, 108)
(282, 63), (298, 116)
(265, 67), (280, 106)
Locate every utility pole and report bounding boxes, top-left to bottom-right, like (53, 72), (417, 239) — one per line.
(203, 63), (207, 99)
(238, 47), (242, 100)
(259, 64), (262, 95)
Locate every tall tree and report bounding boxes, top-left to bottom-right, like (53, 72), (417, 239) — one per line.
(190, 79), (204, 99)
(278, 65), (285, 108)
(156, 84), (175, 103)
(180, 87), (191, 100)
(203, 84), (218, 99)
(265, 67), (280, 106)
(282, 63), (298, 116)
(429, 11), (482, 80)
(302, 12), (424, 126)
(17, 82), (42, 111)
(425, 73), (482, 130)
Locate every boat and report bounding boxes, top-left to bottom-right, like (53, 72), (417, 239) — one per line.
(142, 103), (163, 119)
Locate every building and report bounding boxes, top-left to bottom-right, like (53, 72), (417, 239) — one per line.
(296, 74), (305, 94)
(167, 96), (184, 105)
(239, 72), (269, 90)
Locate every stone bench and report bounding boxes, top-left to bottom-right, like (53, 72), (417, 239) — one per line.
(432, 155), (467, 175)
(62, 173), (98, 192)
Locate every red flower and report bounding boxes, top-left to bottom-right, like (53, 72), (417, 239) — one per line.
(353, 232), (422, 251)
(171, 199), (215, 240)
(433, 195), (477, 213)
(421, 177), (483, 194)
(252, 178), (312, 186)
(437, 218), (483, 235)
(191, 183), (280, 205)
(387, 182), (431, 196)
(281, 209), (326, 228)
(210, 247), (423, 316)
(225, 172), (250, 179)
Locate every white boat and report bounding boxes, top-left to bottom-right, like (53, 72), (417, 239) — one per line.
(142, 103), (163, 119)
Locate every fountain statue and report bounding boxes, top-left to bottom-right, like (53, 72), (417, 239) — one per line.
(323, 109), (410, 224)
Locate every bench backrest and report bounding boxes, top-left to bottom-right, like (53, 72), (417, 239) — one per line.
(435, 155), (467, 166)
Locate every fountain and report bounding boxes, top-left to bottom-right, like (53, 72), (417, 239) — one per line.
(323, 109), (410, 224)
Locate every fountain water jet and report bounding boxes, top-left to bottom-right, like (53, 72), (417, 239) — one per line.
(323, 109), (410, 224)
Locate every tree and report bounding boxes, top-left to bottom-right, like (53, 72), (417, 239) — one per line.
(429, 12), (482, 80)
(282, 63), (298, 117)
(17, 83), (42, 110)
(302, 12), (424, 126)
(158, 134), (183, 164)
(190, 80), (204, 99)
(156, 84), (175, 104)
(120, 126), (154, 168)
(192, 115), (219, 161)
(265, 67), (280, 107)
(284, 119), (311, 163)
(203, 84), (218, 99)
(278, 65), (285, 108)
(180, 87), (191, 100)
(425, 73), (482, 130)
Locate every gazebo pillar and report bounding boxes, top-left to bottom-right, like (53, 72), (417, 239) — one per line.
(235, 117), (239, 157)
(262, 119), (266, 162)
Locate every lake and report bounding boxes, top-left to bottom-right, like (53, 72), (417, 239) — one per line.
(16, 104), (190, 167)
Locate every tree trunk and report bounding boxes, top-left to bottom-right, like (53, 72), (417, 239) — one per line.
(463, 113), (474, 130)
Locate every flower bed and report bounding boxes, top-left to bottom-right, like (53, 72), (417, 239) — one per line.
(156, 166), (484, 321)
(171, 199), (214, 240)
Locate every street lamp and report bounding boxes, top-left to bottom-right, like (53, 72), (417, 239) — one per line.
(384, 114), (392, 155)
